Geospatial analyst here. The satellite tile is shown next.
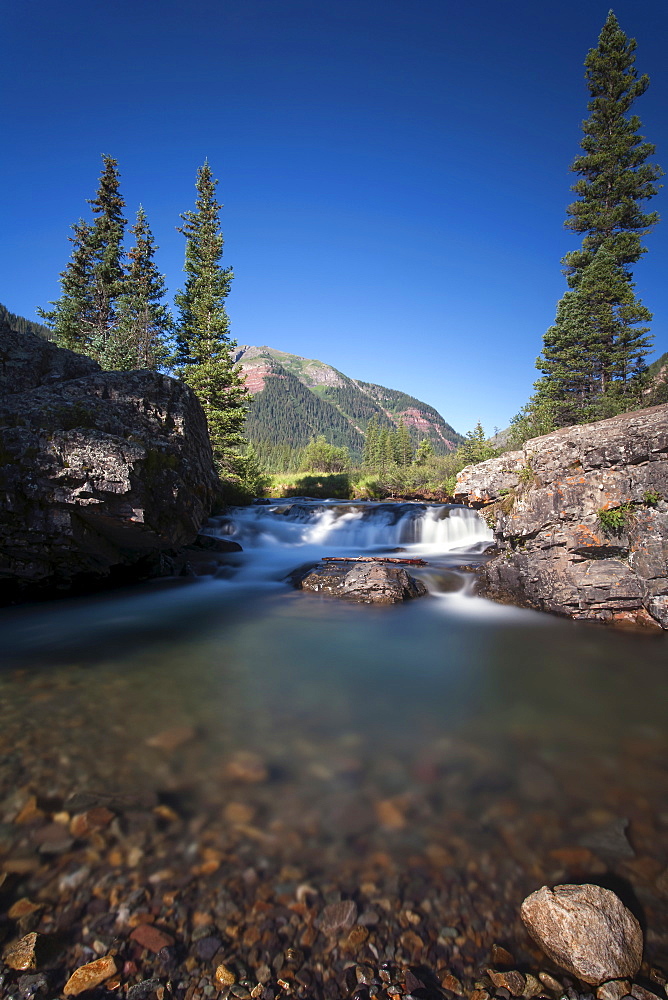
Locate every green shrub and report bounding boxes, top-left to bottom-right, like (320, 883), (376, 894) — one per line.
(597, 501), (634, 535)
(643, 489), (662, 507)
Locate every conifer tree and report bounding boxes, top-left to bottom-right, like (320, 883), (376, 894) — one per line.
(103, 207), (171, 370)
(87, 156), (126, 357)
(536, 12), (661, 424)
(40, 156), (126, 359)
(363, 416), (379, 469)
(564, 12), (662, 282)
(174, 161), (249, 473)
(395, 420), (412, 466)
(39, 219), (95, 351)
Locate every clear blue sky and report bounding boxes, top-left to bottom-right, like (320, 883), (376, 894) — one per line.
(3, 0), (667, 435)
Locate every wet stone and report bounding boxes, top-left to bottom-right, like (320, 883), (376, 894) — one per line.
(596, 981), (631, 1000)
(63, 955), (117, 996)
(16, 974), (49, 999)
(318, 899), (358, 935)
(216, 965), (237, 987)
(126, 980), (165, 1000)
(129, 924), (176, 953)
(4, 932), (39, 971)
(194, 936), (222, 961)
(521, 884), (643, 985)
(487, 970), (526, 995)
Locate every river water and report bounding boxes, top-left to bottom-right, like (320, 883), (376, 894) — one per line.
(2, 500), (668, 975)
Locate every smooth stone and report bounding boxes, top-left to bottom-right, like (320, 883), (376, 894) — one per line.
(63, 956), (117, 996)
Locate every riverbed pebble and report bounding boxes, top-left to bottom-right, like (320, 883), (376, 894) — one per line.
(521, 885), (643, 984)
(63, 955), (118, 995)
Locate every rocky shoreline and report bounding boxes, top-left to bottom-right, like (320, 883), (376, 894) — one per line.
(455, 405), (668, 629)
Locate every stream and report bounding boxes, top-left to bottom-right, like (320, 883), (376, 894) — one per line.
(1, 500), (668, 978)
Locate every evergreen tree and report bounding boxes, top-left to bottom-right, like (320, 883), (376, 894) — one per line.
(363, 416), (379, 468)
(40, 155), (126, 359)
(395, 419), (412, 466)
(174, 161), (249, 473)
(87, 155), (126, 358)
(414, 438), (434, 466)
(39, 219), (95, 351)
(104, 206), (171, 370)
(564, 12), (662, 281)
(536, 12), (661, 424)
(458, 422), (499, 466)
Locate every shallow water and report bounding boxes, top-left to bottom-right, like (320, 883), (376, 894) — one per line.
(2, 501), (668, 970)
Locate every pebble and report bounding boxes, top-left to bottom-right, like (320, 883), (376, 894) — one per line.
(521, 884), (643, 984)
(224, 751), (269, 783)
(538, 973), (563, 993)
(216, 964), (237, 987)
(145, 725), (196, 751)
(487, 970), (526, 995)
(318, 899), (358, 935)
(3, 932), (39, 971)
(596, 981), (631, 1000)
(130, 924), (176, 953)
(63, 956), (118, 996)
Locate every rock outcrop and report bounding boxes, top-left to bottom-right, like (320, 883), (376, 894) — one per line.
(298, 559), (428, 603)
(0, 325), (220, 599)
(455, 404), (668, 628)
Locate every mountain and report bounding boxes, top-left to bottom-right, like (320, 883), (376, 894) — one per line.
(234, 345), (463, 466)
(0, 303), (52, 340)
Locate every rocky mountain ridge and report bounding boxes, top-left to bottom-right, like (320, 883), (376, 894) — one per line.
(235, 345), (463, 459)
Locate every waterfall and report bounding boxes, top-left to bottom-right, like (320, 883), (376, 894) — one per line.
(208, 501), (492, 555)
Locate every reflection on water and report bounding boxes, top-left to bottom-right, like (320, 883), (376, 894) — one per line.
(1, 501), (668, 967)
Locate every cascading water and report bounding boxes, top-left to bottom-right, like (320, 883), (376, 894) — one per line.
(210, 501), (491, 553)
(204, 500), (494, 597)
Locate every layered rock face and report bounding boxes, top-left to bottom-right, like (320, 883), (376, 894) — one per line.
(0, 325), (220, 598)
(455, 405), (668, 628)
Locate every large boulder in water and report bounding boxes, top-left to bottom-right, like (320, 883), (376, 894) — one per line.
(0, 324), (220, 599)
(298, 559), (428, 604)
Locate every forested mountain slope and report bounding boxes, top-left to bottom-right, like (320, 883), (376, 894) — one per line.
(235, 345), (463, 465)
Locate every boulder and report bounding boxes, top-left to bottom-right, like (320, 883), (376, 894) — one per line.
(0, 325), (220, 599)
(455, 404), (668, 627)
(520, 883), (643, 985)
(298, 559), (428, 603)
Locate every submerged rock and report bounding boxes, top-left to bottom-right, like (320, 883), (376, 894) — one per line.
(455, 404), (668, 627)
(0, 324), (220, 600)
(298, 559), (428, 603)
(520, 883), (643, 985)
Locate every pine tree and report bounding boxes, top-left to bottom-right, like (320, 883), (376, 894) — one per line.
(174, 161), (249, 473)
(536, 12), (661, 424)
(87, 156), (126, 358)
(564, 12), (662, 282)
(395, 420), (412, 466)
(363, 416), (379, 469)
(104, 207), (171, 370)
(40, 156), (126, 359)
(39, 219), (95, 351)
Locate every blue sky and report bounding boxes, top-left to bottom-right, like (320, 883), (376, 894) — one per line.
(3, 0), (667, 435)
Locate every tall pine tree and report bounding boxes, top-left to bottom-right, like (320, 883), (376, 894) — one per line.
(536, 12), (661, 424)
(40, 156), (126, 359)
(39, 219), (95, 351)
(174, 161), (249, 474)
(104, 207), (171, 370)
